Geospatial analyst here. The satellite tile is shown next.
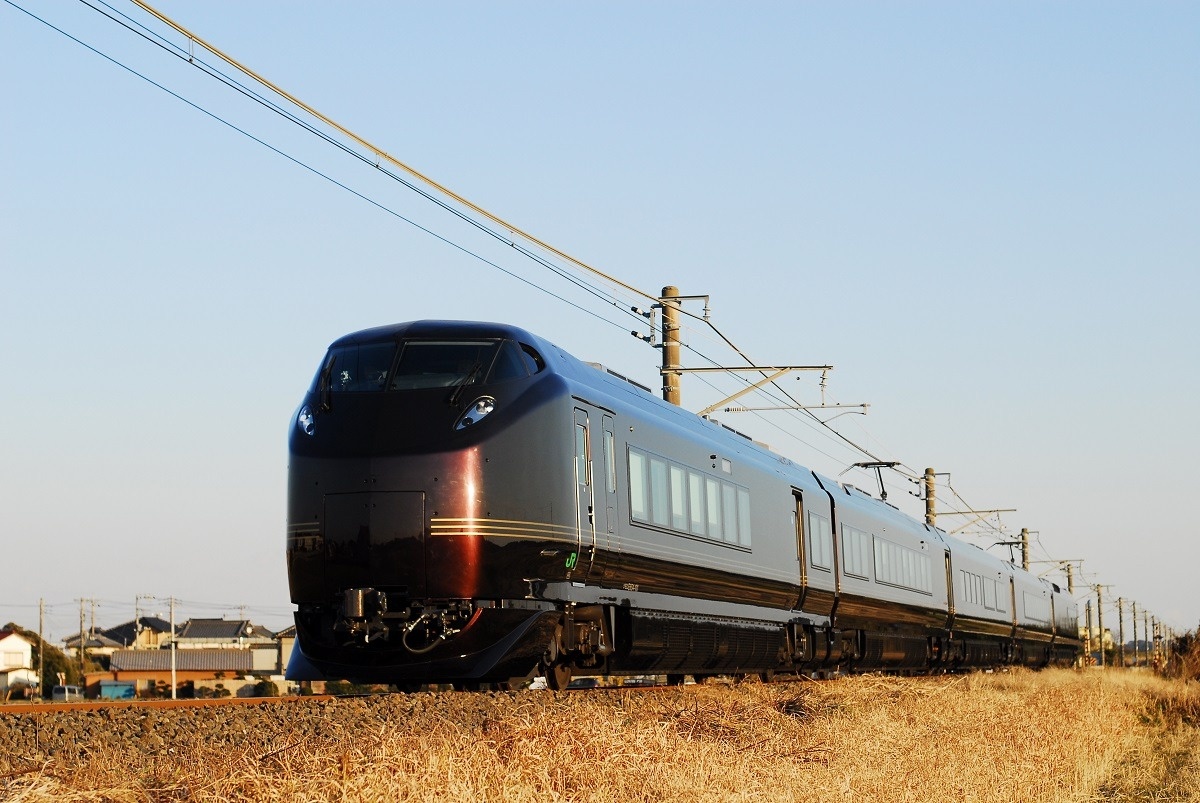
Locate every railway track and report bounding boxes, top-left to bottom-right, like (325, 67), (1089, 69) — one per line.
(0, 695), (335, 717)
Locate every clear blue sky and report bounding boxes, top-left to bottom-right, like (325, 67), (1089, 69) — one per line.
(2, 1), (1196, 643)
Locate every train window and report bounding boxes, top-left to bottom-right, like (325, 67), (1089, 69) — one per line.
(575, 424), (589, 488)
(650, 458), (669, 527)
(390, 340), (500, 390)
(519, 343), (545, 374)
(841, 523), (871, 580)
(669, 466), (687, 531)
(807, 512), (833, 571)
(486, 341), (530, 383)
(626, 447), (752, 547)
(688, 472), (706, 535)
(705, 478), (723, 540)
(874, 537), (933, 594)
(324, 342), (396, 392)
(629, 451), (648, 520)
(604, 430), (617, 495)
(1023, 592), (1051, 626)
(721, 484), (738, 543)
(984, 577), (998, 610)
(737, 488), (752, 546)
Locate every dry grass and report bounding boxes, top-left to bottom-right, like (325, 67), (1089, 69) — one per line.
(3, 669), (1199, 802)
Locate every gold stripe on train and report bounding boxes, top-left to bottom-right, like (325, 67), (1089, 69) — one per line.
(430, 517), (578, 542)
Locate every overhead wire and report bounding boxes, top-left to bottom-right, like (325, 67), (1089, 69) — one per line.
(7, 0), (645, 342)
(8, 0), (1095, 603)
(75, 0), (651, 332)
(62, 0), (911, 477)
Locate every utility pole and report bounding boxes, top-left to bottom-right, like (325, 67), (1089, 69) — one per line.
(38, 598), (44, 699)
(1096, 585), (1106, 669)
(924, 468), (936, 527)
(660, 286), (682, 406)
(1117, 597), (1125, 668)
(1085, 600), (1093, 661)
(78, 599), (86, 679)
(1065, 563), (1075, 595)
(1019, 528), (1030, 572)
(1132, 602), (1139, 667)
(170, 597), (177, 700)
(1144, 611), (1151, 666)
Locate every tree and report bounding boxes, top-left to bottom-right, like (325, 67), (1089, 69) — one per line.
(254, 678), (280, 697)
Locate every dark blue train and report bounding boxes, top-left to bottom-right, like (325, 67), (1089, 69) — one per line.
(286, 320), (1079, 688)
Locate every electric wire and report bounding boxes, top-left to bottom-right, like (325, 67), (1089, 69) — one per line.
(72, 0), (901, 473)
(6, 0), (1101, 614)
(74, 0), (650, 333)
(5, 0), (639, 341)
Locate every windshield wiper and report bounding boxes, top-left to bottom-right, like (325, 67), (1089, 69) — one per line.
(447, 361), (483, 406)
(318, 355), (336, 412)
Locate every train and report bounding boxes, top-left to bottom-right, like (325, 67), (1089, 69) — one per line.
(285, 320), (1080, 688)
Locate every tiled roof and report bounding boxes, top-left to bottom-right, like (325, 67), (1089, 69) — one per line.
(176, 619), (275, 641)
(103, 617), (176, 645)
(110, 649), (254, 673)
(63, 632), (124, 649)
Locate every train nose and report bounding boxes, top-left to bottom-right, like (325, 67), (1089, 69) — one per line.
(323, 491), (427, 598)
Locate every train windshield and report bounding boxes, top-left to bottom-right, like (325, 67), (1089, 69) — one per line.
(323, 342), (396, 392)
(319, 338), (537, 393)
(389, 340), (503, 390)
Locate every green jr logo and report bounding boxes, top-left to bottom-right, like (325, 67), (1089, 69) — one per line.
(565, 552), (578, 570)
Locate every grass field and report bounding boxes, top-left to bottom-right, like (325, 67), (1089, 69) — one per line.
(3, 668), (1198, 802)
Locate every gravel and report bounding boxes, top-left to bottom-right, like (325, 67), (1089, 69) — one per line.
(0, 693), (525, 768)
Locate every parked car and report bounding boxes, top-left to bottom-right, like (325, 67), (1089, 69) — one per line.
(51, 685), (83, 702)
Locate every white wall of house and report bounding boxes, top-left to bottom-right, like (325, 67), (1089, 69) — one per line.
(0, 632), (33, 671)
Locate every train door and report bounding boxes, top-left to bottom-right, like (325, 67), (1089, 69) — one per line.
(597, 415), (617, 579)
(572, 408), (598, 579)
(793, 490), (808, 611)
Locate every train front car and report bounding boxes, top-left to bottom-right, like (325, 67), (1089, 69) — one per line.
(286, 321), (583, 687)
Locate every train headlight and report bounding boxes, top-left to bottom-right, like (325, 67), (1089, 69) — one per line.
(297, 405), (316, 436)
(455, 396), (496, 430)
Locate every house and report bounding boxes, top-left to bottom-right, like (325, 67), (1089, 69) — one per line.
(72, 618), (291, 698)
(62, 631), (124, 663)
(276, 625), (297, 675)
(64, 616), (177, 658)
(172, 619), (279, 673)
(89, 647), (257, 698)
(103, 616), (176, 649)
(0, 630), (37, 695)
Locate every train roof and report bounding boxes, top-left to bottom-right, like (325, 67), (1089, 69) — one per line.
(328, 320), (543, 347)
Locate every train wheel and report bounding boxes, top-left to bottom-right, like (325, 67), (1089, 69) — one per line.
(665, 674), (686, 686)
(759, 670), (776, 683)
(543, 662), (572, 691)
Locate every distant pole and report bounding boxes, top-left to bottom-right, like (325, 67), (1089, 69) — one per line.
(1085, 600), (1093, 661)
(1151, 616), (1158, 665)
(1117, 598), (1125, 668)
(1065, 564), (1074, 596)
(924, 468), (936, 527)
(1132, 602), (1139, 667)
(661, 286), (682, 406)
(1096, 585), (1106, 669)
(38, 598), (44, 699)
(1019, 528), (1030, 572)
(170, 597), (177, 700)
(78, 599), (85, 679)
(1144, 611), (1151, 665)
